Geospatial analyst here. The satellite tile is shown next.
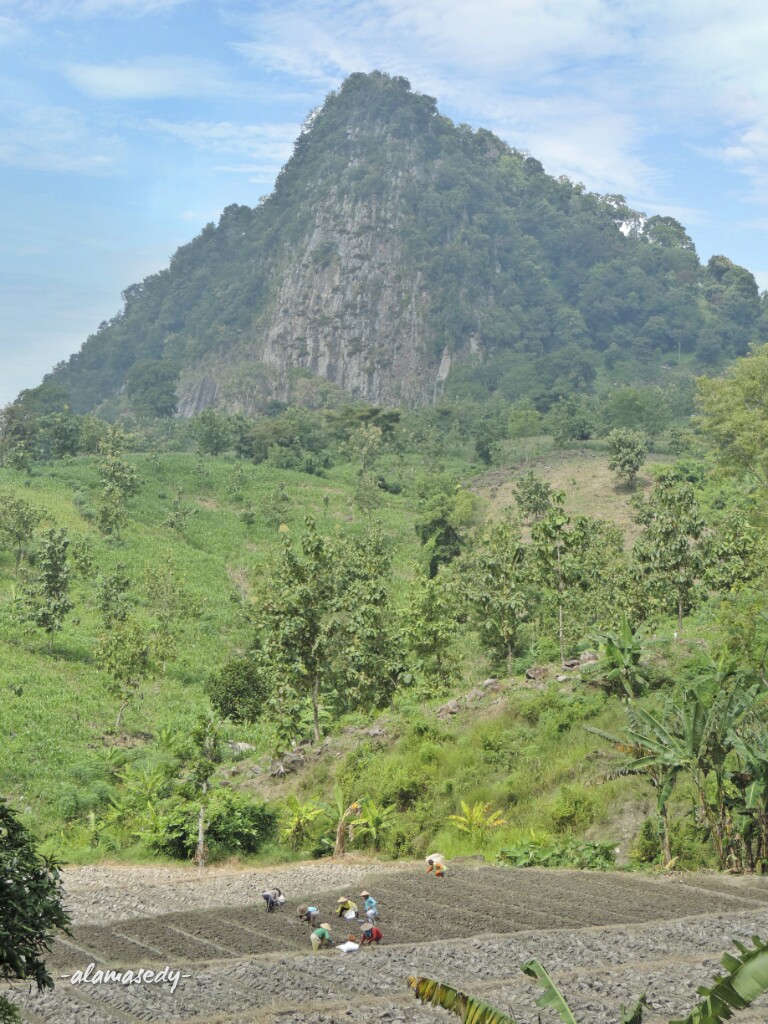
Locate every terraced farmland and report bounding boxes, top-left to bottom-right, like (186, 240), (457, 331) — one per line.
(7, 862), (768, 1023)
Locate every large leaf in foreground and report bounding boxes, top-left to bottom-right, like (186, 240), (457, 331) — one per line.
(521, 959), (579, 1024)
(670, 935), (768, 1024)
(407, 976), (517, 1024)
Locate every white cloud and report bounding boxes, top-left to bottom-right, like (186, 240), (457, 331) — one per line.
(64, 57), (230, 99)
(231, 0), (768, 212)
(0, 15), (27, 44)
(7, 0), (190, 17)
(147, 119), (297, 152)
(0, 104), (122, 171)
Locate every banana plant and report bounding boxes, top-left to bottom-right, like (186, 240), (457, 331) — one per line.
(592, 612), (650, 697)
(447, 800), (507, 847)
(408, 934), (768, 1024)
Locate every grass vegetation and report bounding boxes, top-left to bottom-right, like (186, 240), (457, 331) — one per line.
(2, 353), (768, 873)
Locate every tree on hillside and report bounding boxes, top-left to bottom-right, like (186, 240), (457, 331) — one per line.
(530, 492), (574, 665)
(0, 799), (71, 1023)
(468, 511), (530, 670)
(630, 474), (705, 630)
(607, 427), (648, 488)
(0, 492), (43, 567)
(249, 518), (401, 744)
(512, 470), (552, 521)
(97, 617), (154, 730)
(400, 565), (461, 693)
(97, 425), (139, 537)
(415, 481), (477, 577)
(696, 344), (768, 487)
(19, 528), (72, 652)
(191, 410), (231, 456)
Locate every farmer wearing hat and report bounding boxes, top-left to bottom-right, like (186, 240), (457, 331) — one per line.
(360, 920), (383, 946)
(360, 890), (378, 923)
(426, 853), (447, 878)
(297, 903), (320, 927)
(336, 896), (358, 919)
(310, 922), (332, 953)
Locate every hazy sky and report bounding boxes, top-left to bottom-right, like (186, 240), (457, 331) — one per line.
(2, 0), (767, 407)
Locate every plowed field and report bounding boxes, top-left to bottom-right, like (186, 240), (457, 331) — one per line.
(7, 863), (768, 1024)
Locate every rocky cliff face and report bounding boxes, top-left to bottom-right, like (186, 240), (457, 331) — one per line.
(176, 92), (464, 416)
(35, 71), (761, 418)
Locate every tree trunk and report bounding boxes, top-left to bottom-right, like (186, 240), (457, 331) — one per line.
(195, 782), (208, 867)
(312, 679), (320, 744)
(660, 803), (672, 865)
(115, 698), (128, 731)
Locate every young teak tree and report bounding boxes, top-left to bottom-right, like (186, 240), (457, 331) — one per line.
(97, 618), (154, 730)
(19, 528), (73, 652)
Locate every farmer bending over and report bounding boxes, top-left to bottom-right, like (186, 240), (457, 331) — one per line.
(425, 853), (447, 878)
(262, 887), (284, 912)
(360, 922), (383, 945)
(311, 923), (332, 953)
(336, 896), (358, 919)
(297, 903), (320, 926)
(360, 889), (378, 922)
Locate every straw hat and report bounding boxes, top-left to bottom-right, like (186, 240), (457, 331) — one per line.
(320, 923), (330, 930)
(337, 896), (349, 903)
(360, 890), (370, 897)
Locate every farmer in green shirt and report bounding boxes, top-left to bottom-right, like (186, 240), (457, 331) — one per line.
(311, 923), (332, 953)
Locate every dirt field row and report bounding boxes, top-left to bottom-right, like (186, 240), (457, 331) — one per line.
(8, 864), (768, 1023)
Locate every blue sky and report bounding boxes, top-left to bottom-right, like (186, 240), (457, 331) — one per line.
(1, 0), (767, 407)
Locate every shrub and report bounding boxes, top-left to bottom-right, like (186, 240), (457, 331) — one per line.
(146, 790), (278, 860)
(547, 784), (597, 834)
(499, 835), (616, 870)
(204, 656), (269, 723)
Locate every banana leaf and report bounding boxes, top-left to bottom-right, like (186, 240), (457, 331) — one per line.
(670, 935), (768, 1024)
(407, 976), (518, 1024)
(521, 959), (579, 1024)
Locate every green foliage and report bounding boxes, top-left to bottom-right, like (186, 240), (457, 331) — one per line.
(0, 799), (71, 1020)
(520, 959), (579, 1024)
(630, 474), (705, 628)
(447, 800), (506, 846)
(18, 527), (73, 650)
(0, 492), (43, 566)
(407, 976), (516, 1024)
(191, 411), (232, 456)
(355, 798), (398, 851)
(205, 655), (270, 723)
(146, 789), (278, 860)
(279, 795), (324, 850)
(409, 935), (768, 1024)
(96, 618), (154, 730)
(592, 612), (651, 697)
(499, 834), (616, 869)
(512, 470), (552, 521)
(607, 428), (648, 488)
(547, 783), (597, 833)
(467, 511), (530, 668)
(697, 343), (768, 486)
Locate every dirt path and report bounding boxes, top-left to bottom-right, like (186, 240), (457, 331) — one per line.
(7, 862), (768, 1024)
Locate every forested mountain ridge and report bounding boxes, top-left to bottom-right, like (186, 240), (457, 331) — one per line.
(25, 71), (766, 418)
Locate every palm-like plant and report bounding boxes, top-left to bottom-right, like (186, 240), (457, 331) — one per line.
(408, 934), (768, 1024)
(355, 798), (397, 852)
(448, 801), (506, 848)
(592, 612), (650, 697)
(279, 795), (323, 851)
